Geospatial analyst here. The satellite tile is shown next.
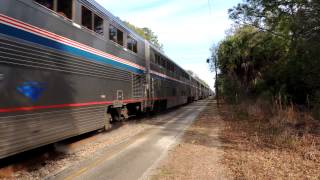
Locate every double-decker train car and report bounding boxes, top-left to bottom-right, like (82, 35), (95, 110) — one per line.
(0, 0), (211, 159)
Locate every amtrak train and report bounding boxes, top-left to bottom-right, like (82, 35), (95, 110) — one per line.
(0, 0), (211, 159)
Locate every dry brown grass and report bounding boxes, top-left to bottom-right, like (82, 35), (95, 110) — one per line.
(222, 100), (320, 179)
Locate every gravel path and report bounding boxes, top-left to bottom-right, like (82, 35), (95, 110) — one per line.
(150, 99), (228, 180)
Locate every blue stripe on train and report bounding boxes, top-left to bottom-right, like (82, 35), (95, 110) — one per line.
(0, 23), (144, 74)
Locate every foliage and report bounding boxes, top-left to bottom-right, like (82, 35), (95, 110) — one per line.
(124, 21), (164, 51)
(210, 0), (320, 111)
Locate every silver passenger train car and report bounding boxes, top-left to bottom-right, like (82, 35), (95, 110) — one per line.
(0, 0), (211, 159)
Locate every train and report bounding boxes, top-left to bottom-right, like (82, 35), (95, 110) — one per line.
(0, 0), (212, 159)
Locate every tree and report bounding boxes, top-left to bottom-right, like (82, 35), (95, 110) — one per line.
(228, 0), (320, 104)
(211, 26), (287, 102)
(208, 44), (220, 105)
(124, 21), (164, 51)
(211, 0), (320, 108)
(229, 0), (320, 41)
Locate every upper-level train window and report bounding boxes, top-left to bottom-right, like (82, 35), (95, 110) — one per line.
(171, 63), (175, 72)
(109, 25), (117, 42)
(167, 61), (174, 72)
(158, 57), (167, 69)
(94, 14), (104, 35)
(151, 53), (155, 63)
(57, 0), (72, 19)
(117, 28), (124, 45)
(35, 0), (54, 10)
(127, 36), (138, 53)
(35, 0), (73, 19)
(161, 59), (166, 68)
(109, 25), (123, 46)
(81, 6), (104, 35)
(82, 6), (92, 30)
(155, 54), (161, 65)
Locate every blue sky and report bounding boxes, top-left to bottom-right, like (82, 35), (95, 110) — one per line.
(96, 0), (241, 89)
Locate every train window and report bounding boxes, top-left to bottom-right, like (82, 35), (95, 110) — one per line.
(94, 14), (104, 35)
(57, 0), (72, 19)
(168, 62), (174, 72)
(82, 6), (93, 30)
(35, 0), (73, 20)
(155, 54), (160, 65)
(109, 25), (123, 46)
(109, 25), (117, 42)
(157, 55), (162, 66)
(171, 63), (175, 72)
(127, 36), (138, 53)
(159, 57), (163, 67)
(35, 0), (54, 10)
(155, 54), (158, 64)
(159, 57), (163, 66)
(151, 53), (155, 63)
(117, 29), (124, 46)
(161, 59), (166, 68)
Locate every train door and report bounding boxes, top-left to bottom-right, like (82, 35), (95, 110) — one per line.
(142, 40), (154, 111)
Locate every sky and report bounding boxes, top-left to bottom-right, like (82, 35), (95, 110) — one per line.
(95, 0), (242, 89)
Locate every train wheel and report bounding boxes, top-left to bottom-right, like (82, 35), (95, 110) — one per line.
(104, 113), (112, 131)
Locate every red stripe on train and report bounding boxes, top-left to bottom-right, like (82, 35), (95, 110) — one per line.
(0, 97), (183, 113)
(0, 99), (144, 113)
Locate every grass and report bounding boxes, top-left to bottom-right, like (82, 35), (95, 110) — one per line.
(221, 100), (320, 179)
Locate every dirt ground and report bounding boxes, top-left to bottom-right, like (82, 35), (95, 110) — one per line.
(152, 100), (320, 180)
